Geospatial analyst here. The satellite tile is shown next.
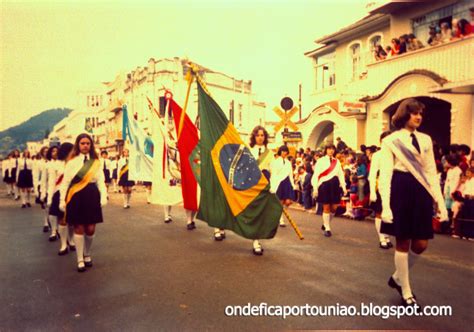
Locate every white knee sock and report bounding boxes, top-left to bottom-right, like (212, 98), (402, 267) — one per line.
(322, 213), (331, 231)
(375, 218), (386, 242)
(26, 191), (31, 203)
(280, 213), (285, 224)
(409, 251), (420, 269)
(253, 240), (261, 249)
(393, 251), (412, 299)
(146, 188), (151, 203)
(73, 234), (85, 264)
(58, 225), (68, 251)
(14, 186), (18, 198)
(43, 214), (49, 227)
(21, 191), (26, 204)
(164, 206), (172, 219)
(50, 217), (58, 235)
(127, 193), (131, 205)
(123, 193), (127, 206)
(84, 234), (95, 257)
(68, 225), (75, 246)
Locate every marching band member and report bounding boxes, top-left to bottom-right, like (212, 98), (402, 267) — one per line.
(17, 149), (34, 208)
(368, 132), (393, 249)
(311, 144), (346, 237)
(270, 145), (296, 228)
(118, 149), (135, 208)
(59, 134), (107, 272)
(379, 98), (448, 307)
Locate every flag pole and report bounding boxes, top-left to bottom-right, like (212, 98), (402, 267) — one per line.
(178, 69), (194, 139)
(282, 208), (304, 240)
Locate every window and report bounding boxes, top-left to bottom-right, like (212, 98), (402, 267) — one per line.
(367, 34), (383, 64)
(314, 51), (336, 91)
(349, 43), (361, 80)
(412, 0), (472, 45)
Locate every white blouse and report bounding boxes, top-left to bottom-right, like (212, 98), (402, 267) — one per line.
(44, 160), (63, 204)
(368, 150), (381, 197)
(33, 159), (47, 191)
(270, 157), (295, 192)
(444, 166), (462, 196)
(100, 158), (112, 171)
(59, 154), (107, 210)
(311, 155), (345, 192)
(378, 129), (447, 222)
(117, 158), (129, 171)
(250, 145), (271, 171)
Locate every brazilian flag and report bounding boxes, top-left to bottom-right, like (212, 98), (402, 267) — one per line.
(196, 81), (282, 239)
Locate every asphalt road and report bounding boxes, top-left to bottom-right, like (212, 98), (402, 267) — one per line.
(1, 188), (473, 331)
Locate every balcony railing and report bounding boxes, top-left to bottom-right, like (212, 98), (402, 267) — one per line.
(364, 36), (474, 97)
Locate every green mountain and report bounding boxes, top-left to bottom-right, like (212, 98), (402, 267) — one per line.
(0, 108), (72, 158)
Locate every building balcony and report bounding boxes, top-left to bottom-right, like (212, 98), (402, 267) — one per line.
(364, 36), (474, 97)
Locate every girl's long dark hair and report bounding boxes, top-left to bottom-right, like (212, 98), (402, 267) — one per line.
(249, 126), (269, 148)
(71, 133), (99, 160)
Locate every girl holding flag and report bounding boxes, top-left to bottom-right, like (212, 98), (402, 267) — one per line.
(59, 133), (107, 272)
(379, 98), (448, 307)
(248, 125), (272, 255)
(118, 149), (134, 209)
(311, 144), (346, 237)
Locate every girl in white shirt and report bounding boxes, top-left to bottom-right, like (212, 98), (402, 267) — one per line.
(368, 131), (393, 249)
(33, 146), (48, 209)
(311, 144), (346, 237)
(47, 143), (75, 255)
(118, 149), (135, 208)
(100, 150), (112, 192)
(270, 145), (296, 227)
(59, 134), (107, 272)
(17, 150), (34, 208)
(379, 98), (448, 307)
(3, 153), (15, 196)
(443, 154), (462, 215)
(41, 146), (60, 241)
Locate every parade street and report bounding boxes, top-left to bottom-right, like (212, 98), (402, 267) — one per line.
(1, 189), (472, 331)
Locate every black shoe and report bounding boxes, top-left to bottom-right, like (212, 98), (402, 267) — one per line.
(252, 247), (264, 256)
(214, 232), (223, 241)
(379, 242), (390, 249)
(221, 232), (226, 239)
(42, 225), (49, 233)
(84, 257), (93, 267)
(401, 296), (418, 307)
(58, 248), (69, 256)
(77, 262), (86, 272)
(49, 234), (58, 242)
(387, 242), (393, 248)
(324, 230), (332, 237)
(388, 276), (403, 297)
(164, 217), (172, 224)
(26, 203), (31, 207)
(15, 196), (20, 201)
(321, 225), (325, 231)
(187, 221), (196, 230)
(69, 245), (76, 251)
(21, 204), (26, 208)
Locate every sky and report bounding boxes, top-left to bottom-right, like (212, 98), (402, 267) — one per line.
(0, 0), (370, 131)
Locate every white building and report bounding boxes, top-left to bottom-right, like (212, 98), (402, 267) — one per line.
(96, 57), (267, 155)
(301, 0), (474, 150)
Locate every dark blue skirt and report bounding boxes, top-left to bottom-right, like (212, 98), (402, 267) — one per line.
(381, 171), (434, 240)
(276, 176), (295, 201)
(66, 183), (103, 225)
(370, 190), (382, 214)
(103, 169), (111, 184)
(118, 170), (135, 187)
(49, 191), (64, 219)
(112, 169), (118, 180)
(17, 169), (33, 188)
(317, 176), (342, 204)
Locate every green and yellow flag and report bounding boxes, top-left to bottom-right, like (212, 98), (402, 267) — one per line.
(195, 80), (282, 239)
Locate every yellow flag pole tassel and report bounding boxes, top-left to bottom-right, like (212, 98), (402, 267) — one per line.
(282, 208), (304, 240)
